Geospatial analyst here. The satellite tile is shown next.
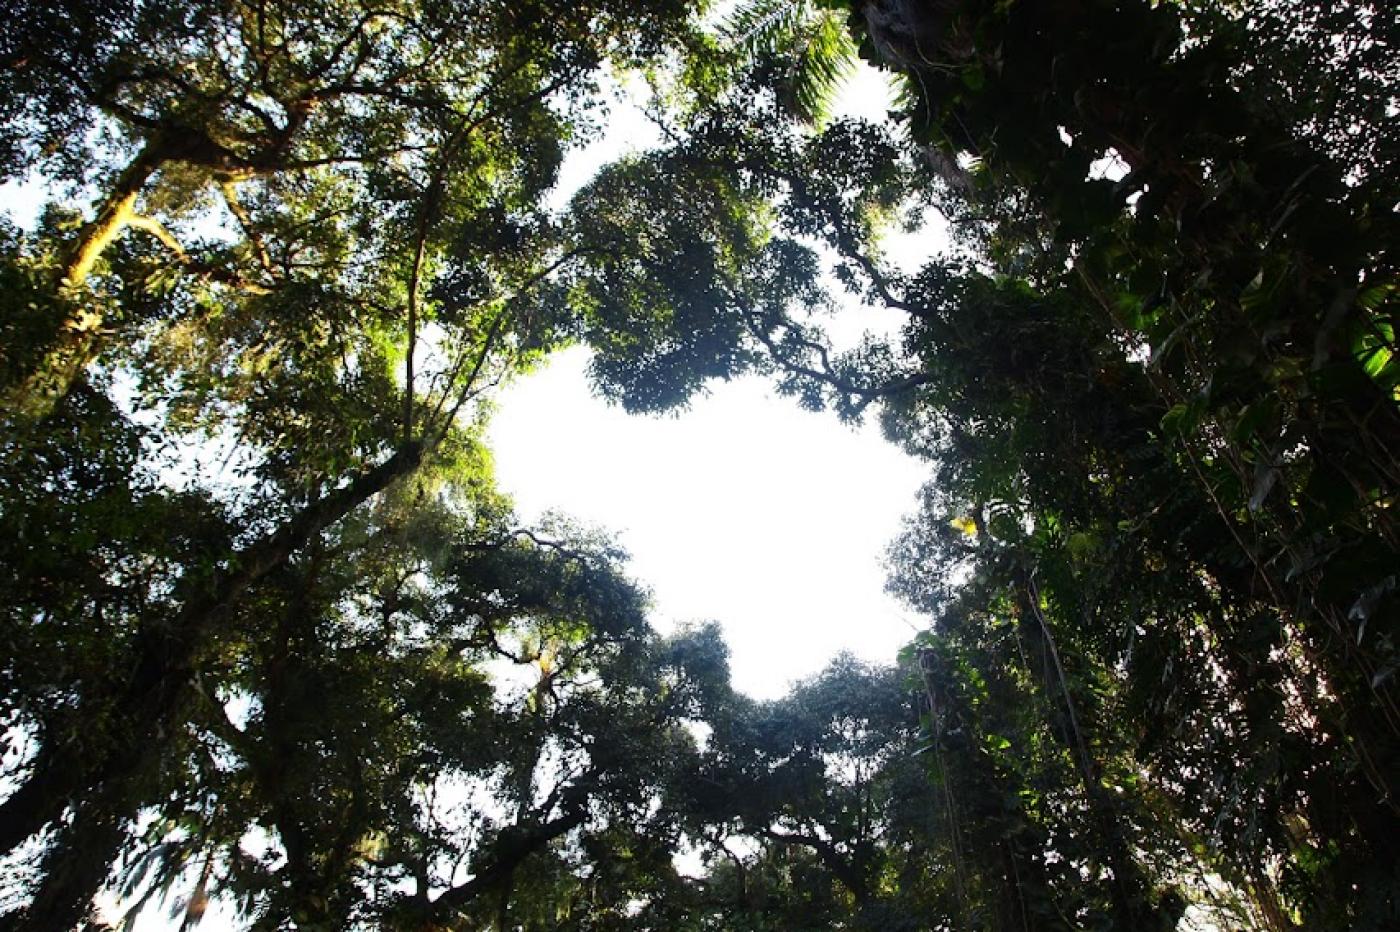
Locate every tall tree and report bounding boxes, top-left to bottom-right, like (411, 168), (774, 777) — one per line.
(0, 0), (707, 925)
(0, 0), (693, 415)
(6, 1), (1398, 927)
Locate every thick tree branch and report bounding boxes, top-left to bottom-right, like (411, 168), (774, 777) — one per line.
(760, 826), (870, 903)
(424, 800), (591, 920)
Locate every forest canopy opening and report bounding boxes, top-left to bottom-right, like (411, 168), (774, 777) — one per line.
(1, 0), (1396, 929)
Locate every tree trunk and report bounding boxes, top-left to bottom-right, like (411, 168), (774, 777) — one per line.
(0, 789), (134, 931)
(59, 141), (167, 289)
(5, 140), (167, 418)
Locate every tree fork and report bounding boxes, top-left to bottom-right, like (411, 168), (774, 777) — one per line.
(59, 140), (167, 289)
(10, 126), (271, 418)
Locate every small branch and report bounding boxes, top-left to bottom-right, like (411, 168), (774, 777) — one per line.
(463, 529), (593, 568)
(824, 207), (923, 315)
(745, 313), (933, 416)
(424, 306), (512, 447)
(219, 180), (276, 275)
(126, 214), (190, 262)
(127, 215), (274, 295)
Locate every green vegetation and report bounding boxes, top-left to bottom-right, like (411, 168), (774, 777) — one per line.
(1, 0), (1395, 928)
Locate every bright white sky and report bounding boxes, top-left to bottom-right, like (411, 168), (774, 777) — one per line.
(489, 344), (927, 700)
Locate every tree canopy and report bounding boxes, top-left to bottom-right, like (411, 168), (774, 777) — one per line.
(2, 0), (1396, 929)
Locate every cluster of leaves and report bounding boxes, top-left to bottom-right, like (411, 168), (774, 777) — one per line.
(867, 2), (1399, 923)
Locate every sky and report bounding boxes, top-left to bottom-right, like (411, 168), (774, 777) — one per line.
(488, 345), (928, 700)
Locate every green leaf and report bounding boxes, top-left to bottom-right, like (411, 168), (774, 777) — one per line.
(983, 733), (1012, 752)
(1160, 400), (1202, 437)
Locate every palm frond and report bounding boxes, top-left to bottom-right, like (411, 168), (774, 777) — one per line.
(722, 0), (815, 55)
(789, 10), (859, 124)
(722, 1), (859, 124)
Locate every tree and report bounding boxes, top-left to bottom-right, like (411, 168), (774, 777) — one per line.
(105, 489), (732, 930)
(668, 656), (944, 931)
(0, 0), (708, 925)
(556, 0), (1399, 924)
(0, 0), (694, 415)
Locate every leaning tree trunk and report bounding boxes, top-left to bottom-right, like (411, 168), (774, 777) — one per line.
(4, 140), (169, 419)
(0, 444), (424, 924)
